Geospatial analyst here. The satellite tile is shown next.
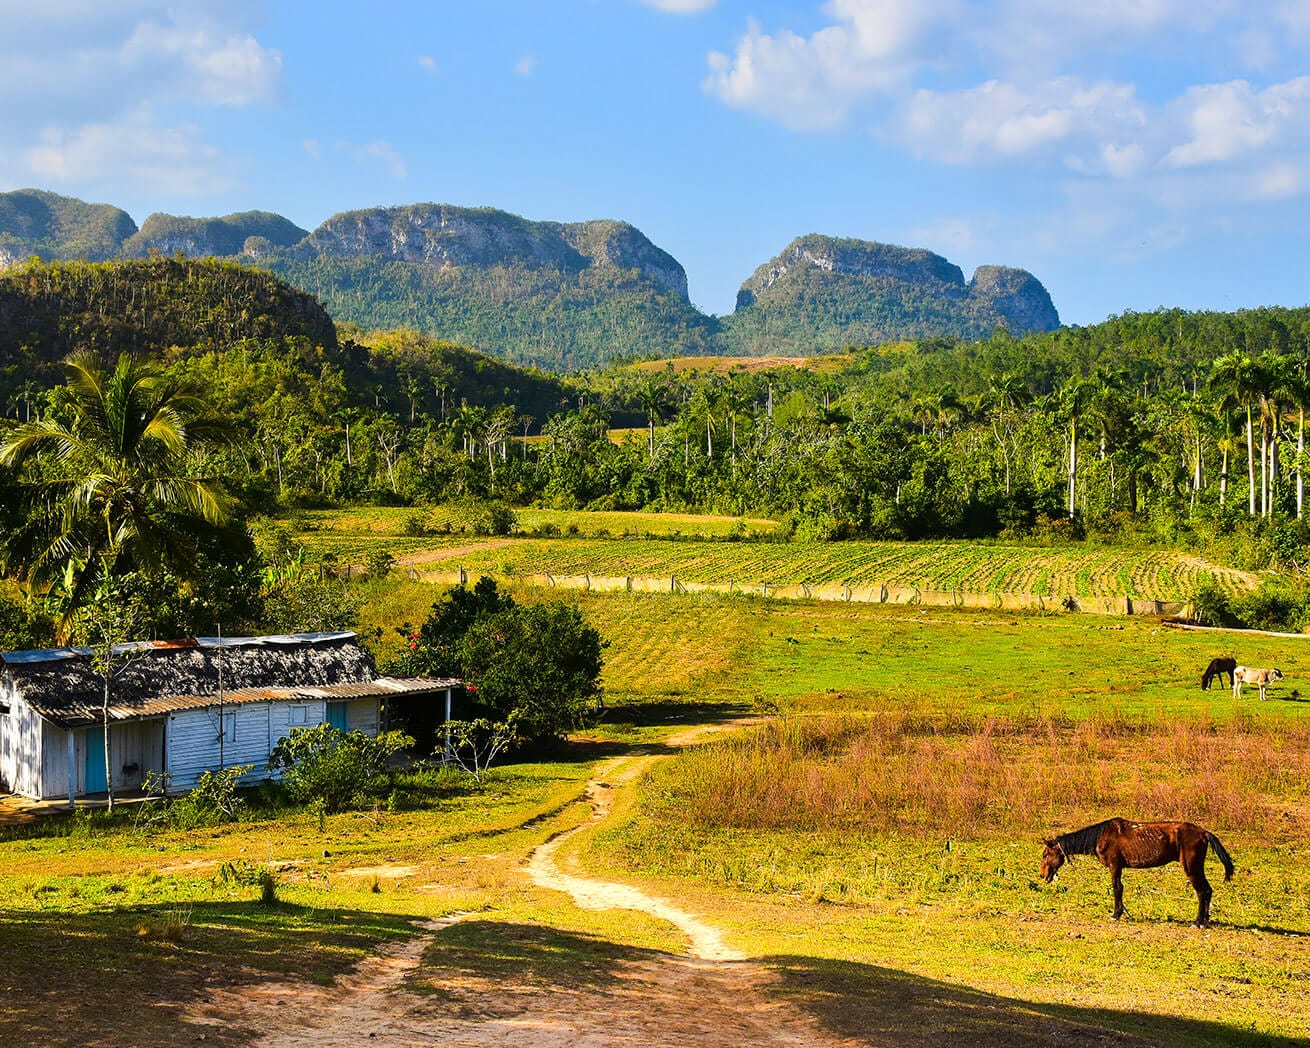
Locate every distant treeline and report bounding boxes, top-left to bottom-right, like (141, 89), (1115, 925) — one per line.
(4, 258), (1310, 575)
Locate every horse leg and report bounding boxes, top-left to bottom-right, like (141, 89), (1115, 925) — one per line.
(1111, 866), (1125, 920)
(1183, 847), (1213, 928)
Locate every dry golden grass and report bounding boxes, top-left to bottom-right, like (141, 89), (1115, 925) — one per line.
(653, 712), (1310, 840)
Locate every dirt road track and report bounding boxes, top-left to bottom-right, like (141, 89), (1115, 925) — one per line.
(181, 724), (859, 1046)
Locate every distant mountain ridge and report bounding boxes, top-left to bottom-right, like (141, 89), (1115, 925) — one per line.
(0, 189), (1060, 368)
(725, 234), (1059, 352)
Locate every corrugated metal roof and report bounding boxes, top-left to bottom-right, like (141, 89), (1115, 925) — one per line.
(1, 648), (84, 665)
(24, 676), (459, 728)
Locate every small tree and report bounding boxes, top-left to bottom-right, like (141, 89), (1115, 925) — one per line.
(458, 601), (604, 743)
(68, 567), (147, 812)
(443, 715), (521, 784)
(399, 578), (605, 746)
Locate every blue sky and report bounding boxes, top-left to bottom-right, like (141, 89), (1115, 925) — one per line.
(3, 1), (1310, 327)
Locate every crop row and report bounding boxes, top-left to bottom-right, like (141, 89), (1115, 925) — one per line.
(372, 538), (1253, 602)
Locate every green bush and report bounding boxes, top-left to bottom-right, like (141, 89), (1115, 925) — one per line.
(1190, 576), (1310, 633)
(268, 724), (413, 813)
(469, 501), (517, 536)
(163, 765), (252, 828)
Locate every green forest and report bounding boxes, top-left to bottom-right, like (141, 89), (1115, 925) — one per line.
(3, 256), (1310, 647)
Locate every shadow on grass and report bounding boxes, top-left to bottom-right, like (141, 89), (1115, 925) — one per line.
(411, 920), (1300, 1048)
(0, 900), (424, 1048)
(597, 699), (754, 729)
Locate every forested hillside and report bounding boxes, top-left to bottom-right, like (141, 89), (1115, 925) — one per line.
(0, 189), (137, 265)
(723, 235), (1059, 353)
(0, 191), (1063, 369)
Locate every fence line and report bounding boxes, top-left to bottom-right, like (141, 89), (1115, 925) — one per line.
(405, 567), (1192, 618)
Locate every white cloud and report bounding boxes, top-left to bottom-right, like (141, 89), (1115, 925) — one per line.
(898, 79), (1145, 168)
(302, 139), (323, 161)
(20, 115), (230, 195)
(356, 142), (408, 180)
(704, 2), (957, 131)
(0, 3), (280, 196)
(704, 3), (1310, 201)
(418, 55), (437, 73)
(1254, 162), (1308, 199)
(514, 55), (538, 76)
(1164, 78), (1310, 168)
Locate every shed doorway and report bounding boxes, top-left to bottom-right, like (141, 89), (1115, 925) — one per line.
(85, 728), (108, 794)
(326, 701), (349, 732)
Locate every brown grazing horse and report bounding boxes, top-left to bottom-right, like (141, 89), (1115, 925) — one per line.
(1040, 818), (1235, 927)
(1200, 656), (1236, 690)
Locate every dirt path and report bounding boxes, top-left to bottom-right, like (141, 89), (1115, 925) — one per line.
(182, 912), (471, 1046)
(179, 719), (860, 1046)
(524, 728), (746, 962)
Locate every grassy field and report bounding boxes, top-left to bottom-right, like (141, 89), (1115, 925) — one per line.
(290, 507), (1256, 602)
(2, 580), (1307, 1044)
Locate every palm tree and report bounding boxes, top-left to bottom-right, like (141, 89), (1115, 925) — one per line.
(986, 372), (1030, 496)
(1279, 353), (1310, 519)
(1056, 376), (1096, 518)
(1209, 352), (1265, 517)
(635, 374), (673, 461)
(0, 352), (233, 632)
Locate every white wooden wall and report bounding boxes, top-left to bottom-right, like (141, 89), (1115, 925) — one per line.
(0, 695), (387, 798)
(0, 689), (46, 798)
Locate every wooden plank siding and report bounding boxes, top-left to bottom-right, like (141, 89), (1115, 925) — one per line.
(0, 692), (45, 798)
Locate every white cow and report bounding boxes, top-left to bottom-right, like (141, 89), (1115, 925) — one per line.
(1232, 666), (1284, 701)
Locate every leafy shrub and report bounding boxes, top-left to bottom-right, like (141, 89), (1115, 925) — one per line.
(268, 724), (413, 813)
(365, 549), (395, 579)
(468, 501), (517, 536)
(398, 577), (604, 744)
(1190, 576), (1310, 632)
(216, 859), (277, 904)
(167, 764), (251, 827)
(0, 594), (55, 651)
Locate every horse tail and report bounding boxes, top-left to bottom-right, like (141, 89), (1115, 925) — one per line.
(1207, 832), (1235, 882)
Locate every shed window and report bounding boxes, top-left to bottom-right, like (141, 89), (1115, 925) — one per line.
(0, 702), (10, 717)
(289, 705), (309, 725)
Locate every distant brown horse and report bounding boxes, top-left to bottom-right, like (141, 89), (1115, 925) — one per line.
(1200, 656), (1236, 691)
(1040, 818), (1234, 927)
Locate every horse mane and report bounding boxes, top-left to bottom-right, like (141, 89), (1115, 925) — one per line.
(1053, 819), (1116, 856)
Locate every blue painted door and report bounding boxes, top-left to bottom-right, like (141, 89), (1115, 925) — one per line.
(326, 701), (349, 733)
(85, 727), (107, 794)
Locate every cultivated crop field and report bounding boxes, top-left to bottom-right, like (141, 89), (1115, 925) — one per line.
(291, 508), (1254, 601)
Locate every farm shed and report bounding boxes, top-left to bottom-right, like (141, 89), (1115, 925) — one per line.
(0, 632), (458, 803)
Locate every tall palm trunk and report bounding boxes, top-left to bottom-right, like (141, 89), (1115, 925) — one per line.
(1299, 408), (1305, 519)
(1067, 416), (1077, 518)
(1247, 405), (1257, 517)
(1261, 411), (1270, 518)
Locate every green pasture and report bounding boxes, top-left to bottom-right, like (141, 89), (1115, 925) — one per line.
(3, 581), (1308, 1045)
